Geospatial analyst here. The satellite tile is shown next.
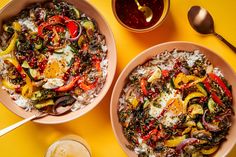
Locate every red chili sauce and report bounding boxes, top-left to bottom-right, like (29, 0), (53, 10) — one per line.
(115, 0), (164, 29)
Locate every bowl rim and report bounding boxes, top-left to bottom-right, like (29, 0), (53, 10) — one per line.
(0, 0), (117, 124)
(110, 41), (236, 156)
(111, 0), (170, 33)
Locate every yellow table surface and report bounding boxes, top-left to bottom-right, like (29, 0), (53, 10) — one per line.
(0, 0), (236, 156)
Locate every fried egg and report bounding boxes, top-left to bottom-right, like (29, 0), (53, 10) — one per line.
(149, 87), (183, 127)
(149, 88), (182, 118)
(42, 45), (74, 89)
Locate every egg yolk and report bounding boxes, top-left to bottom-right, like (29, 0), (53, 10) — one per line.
(44, 60), (66, 78)
(166, 98), (183, 115)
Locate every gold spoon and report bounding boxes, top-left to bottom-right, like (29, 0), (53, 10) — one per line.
(0, 104), (72, 137)
(134, 0), (153, 22)
(188, 6), (236, 53)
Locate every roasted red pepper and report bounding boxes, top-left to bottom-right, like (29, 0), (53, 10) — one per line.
(45, 25), (65, 33)
(211, 92), (223, 106)
(66, 20), (78, 38)
(140, 79), (148, 96)
(203, 79), (211, 91)
(203, 78), (223, 106)
(78, 77), (97, 91)
(55, 76), (80, 92)
(209, 73), (232, 98)
(38, 22), (50, 38)
(38, 15), (79, 39)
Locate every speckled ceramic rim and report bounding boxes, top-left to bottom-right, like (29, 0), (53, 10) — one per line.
(110, 41), (236, 157)
(111, 0), (170, 33)
(0, 0), (117, 124)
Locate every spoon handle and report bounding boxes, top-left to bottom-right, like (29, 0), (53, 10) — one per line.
(214, 32), (236, 53)
(0, 115), (37, 137)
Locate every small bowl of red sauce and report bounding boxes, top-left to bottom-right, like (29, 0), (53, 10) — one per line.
(112, 0), (170, 32)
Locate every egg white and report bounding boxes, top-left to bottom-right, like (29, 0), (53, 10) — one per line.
(42, 45), (74, 89)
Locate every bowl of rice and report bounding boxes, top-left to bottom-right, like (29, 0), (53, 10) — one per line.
(0, 0), (116, 124)
(110, 41), (236, 157)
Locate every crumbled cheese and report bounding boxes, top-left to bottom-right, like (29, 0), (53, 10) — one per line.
(137, 137), (143, 144)
(187, 50), (202, 67)
(18, 18), (37, 32)
(42, 78), (64, 89)
(14, 96), (29, 108)
(71, 101), (83, 111)
(101, 45), (108, 52)
(134, 143), (148, 154)
(213, 67), (223, 77)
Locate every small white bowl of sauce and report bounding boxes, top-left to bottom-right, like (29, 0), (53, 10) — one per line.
(112, 0), (170, 32)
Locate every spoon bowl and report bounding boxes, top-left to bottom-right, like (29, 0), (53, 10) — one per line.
(188, 6), (236, 52)
(134, 0), (153, 22)
(188, 6), (214, 34)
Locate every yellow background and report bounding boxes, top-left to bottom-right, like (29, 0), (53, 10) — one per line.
(0, 0), (236, 157)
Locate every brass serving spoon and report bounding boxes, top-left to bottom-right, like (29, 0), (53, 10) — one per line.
(0, 104), (72, 137)
(188, 6), (236, 53)
(134, 0), (153, 22)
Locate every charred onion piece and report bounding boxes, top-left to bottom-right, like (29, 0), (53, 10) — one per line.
(176, 138), (199, 153)
(202, 110), (220, 132)
(65, 19), (82, 41)
(55, 95), (76, 107)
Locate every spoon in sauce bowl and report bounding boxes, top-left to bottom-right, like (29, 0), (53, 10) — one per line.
(0, 103), (73, 137)
(188, 6), (236, 53)
(134, 0), (153, 22)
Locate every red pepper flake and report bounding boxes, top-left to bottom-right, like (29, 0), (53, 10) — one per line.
(142, 129), (158, 141)
(203, 78), (224, 106)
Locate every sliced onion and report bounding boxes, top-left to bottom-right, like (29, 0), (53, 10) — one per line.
(55, 96), (76, 107)
(215, 109), (232, 121)
(65, 19), (82, 41)
(125, 85), (135, 100)
(180, 66), (189, 75)
(202, 110), (220, 132)
(176, 138), (199, 152)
